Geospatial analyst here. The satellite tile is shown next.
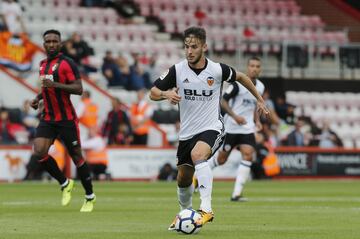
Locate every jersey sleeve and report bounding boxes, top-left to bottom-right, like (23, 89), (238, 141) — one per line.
(220, 63), (236, 82)
(153, 65), (176, 90)
(63, 59), (80, 83)
(223, 82), (239, 101)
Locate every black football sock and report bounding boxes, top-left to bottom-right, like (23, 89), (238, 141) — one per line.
(38, 155), (67, 185)
(77, 162), (94, 196)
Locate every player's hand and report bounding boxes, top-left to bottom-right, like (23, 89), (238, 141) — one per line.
(30, 98), (39, 110)
(164, 88), (181, 105)
(233, 115), (247, 125)
(41, 76), (55, 88)
(256, 100), (270, 117)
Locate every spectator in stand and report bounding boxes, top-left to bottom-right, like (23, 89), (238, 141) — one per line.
(20, 100), (39, 139)
(101, 50), (126, 87)
(316, 120), (343, 148)
(130, 89), (153, 145)
(76, 90), (98, 129)
(262, 89), (280, 126)
(129, 52), (152, 90)
(82, 127), (109, 180)
(0, 108), (16, 144)
(102, 97), (133, 145)
(144, 55), (161, 84)
(116, 55), (132, 90)
(0, 0), (26, 34)
(80, 0), (106, 7)
(158, 163), (177, 181)
(61, 32), (95, 74)
(284, 118), (306, 146)
(275, 95), (296, 124)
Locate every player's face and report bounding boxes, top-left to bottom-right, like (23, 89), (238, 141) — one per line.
(43, 33), (61, 57)
(247, 59), (261, 80)
(184, 36), (207, 66)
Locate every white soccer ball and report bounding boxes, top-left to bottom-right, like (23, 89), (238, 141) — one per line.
(175, 208), (202, 234)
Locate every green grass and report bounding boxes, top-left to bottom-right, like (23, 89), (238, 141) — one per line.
(1, 180), (360, 239)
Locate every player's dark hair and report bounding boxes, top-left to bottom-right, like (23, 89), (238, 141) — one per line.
(247, 56), (261, 64)
(43, 29), (61, 39)
(183, 27), (206, 43)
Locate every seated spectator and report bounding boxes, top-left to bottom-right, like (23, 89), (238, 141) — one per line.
(0, 0), (26, 34)
(144, 55), (161, 84)
(117, 55), (132, 90)
(20, 100), (39, 139)
(102, 98), (133, 145)
(284, 119), (304, 146)
(0, 108), (16, 144)
(275, 95), (296, 124)
(158, 163), (177, 181)
(101, 51), (126, 87)
(61, 32), (96, 74)
(316, 120), (343, 148)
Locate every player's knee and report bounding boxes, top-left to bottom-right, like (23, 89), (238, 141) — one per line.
(242, 152), (253, 161)
(177, 176), (192, 188)
(190, 150), (208, 161)
(33, 147), (47, 157)
(217, 156), (227, 165)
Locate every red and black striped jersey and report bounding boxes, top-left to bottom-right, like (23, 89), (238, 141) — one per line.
(39, 53), (80, 121)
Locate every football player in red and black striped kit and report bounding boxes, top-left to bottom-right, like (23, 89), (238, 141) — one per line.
(30, 29), (95, 212)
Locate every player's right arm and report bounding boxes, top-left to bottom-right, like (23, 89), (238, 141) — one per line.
(30, 93), (43, 110)
(150, 66), (181, 105)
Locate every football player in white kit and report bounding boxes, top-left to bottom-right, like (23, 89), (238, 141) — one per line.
(149, 27), (269, 230)
(208, 57), (265, 201)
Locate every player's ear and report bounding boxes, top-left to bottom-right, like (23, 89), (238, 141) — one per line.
(202, 42), (208, 52)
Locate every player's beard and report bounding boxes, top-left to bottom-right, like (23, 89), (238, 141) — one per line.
(47, 49), (59, 59)
(188, 53), (202, 66)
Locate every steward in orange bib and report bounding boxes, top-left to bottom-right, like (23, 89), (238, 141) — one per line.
(77, 90), (98, 128)
(252, 132), (280, 179)
(130, 89), (153, 145)
(82, 127), (108, 180)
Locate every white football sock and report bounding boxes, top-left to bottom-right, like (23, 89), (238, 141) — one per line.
(207, 154), (219, 170)
(178, 185), (194, 210)
(232, 160), (252, 198)
(195, 161), (213, 212)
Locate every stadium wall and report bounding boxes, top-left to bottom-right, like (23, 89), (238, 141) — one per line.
(1, 146), (360, 182)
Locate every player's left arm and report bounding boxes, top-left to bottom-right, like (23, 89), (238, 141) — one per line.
(235, 71), (269, 116)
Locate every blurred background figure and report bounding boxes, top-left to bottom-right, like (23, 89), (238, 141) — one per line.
(157, 162), (177, 181)
(0, 0), (26, 34)
(20, 99), (39, 139)
(76, 90), (99, 129)
(0, 108), (16, 144)
(82, 127), (110, 180)
(130, 89), (153, 145)
(316, 120), (343, 148)
(102, 97), (133, 145)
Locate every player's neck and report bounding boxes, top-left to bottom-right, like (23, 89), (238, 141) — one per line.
(188, 57), (206, 69)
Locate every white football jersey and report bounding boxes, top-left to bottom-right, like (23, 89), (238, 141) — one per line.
(223, 79), (265, 134)
(154, 58), (236, 140)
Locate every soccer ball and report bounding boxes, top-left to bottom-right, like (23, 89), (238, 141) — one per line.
(175, 208), (202, 234)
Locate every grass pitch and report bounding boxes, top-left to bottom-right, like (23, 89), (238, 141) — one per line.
(1, 180), (359, 239)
